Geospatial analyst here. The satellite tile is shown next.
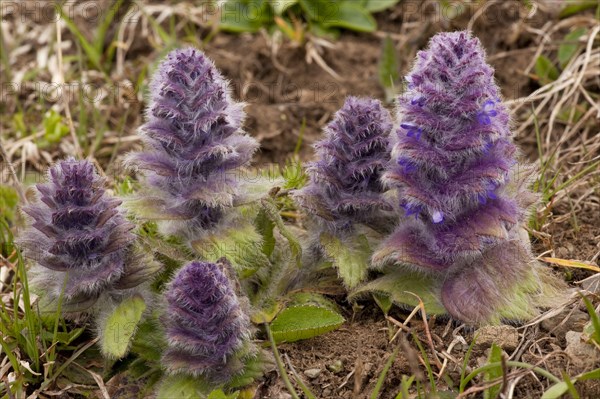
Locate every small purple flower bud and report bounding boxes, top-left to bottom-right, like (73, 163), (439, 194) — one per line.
(397, 158), (416, 174)
(432, 210), (444, 224)
(20, 158), (134, 300)
(163, 260), (253, 382)
(400, 123), (423, 140)
(294, 96), (393, 231)
(411, 95), (426, 107)
(401, 202), (421, 219)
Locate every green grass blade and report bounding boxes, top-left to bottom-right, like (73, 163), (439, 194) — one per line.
(56, 5), (103, 71)
(371, 344), (400, 399)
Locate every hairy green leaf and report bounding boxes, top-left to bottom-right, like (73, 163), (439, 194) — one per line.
(350, 271), (446, 314)
(362, 0), (401, 13)
(270, 305), (344, 343)
(101, 295), (146, 359)
(320, 232), (371, 288)
(156, 374), (211, 399)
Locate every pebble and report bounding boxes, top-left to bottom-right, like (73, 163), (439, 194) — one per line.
(327, 359), (343, 374)
(565, 331), (599, 369)
(304, 368), (322, 379)
(541, 308), (589, 340)
(474, 325), (519, 351)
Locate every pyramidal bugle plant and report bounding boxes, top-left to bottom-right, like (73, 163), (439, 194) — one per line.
(158, 259), (266, 396)
(19, 158), (146, 306)
(362, 30), (563, 324)
(19, 158), (159, 358)
(294, 96), (393, 288)
(127, 47), (259, 242)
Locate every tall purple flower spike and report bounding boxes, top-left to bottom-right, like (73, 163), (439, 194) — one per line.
(294, 96), (393, 231)
(376, 31), (550, 323)
(129, 48), (258, 239)
(20, 158), (135, 300)
(163, 260), (252, 382)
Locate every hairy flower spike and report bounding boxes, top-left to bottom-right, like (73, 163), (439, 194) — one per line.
(376, 31), (561, 323)
(163, 260), (253, 383)
(129, 47), (258, 240)
(20, 158), (135, 300)
(294, 96), (392, 231)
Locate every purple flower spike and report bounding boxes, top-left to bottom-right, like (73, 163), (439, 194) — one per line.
(375, 31), (555, 323)
(20, 158), (135, 300)
(163, 260), (253, 383)
(129, 48), (258, 240)
(294, 96), (393, 231)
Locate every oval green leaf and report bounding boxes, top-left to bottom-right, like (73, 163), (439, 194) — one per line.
(101, 295), (146, 359)
(270, 305), (344, 343)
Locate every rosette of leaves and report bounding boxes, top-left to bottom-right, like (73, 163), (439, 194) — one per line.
(294, 96), (393, 288)
(158, 259), (265, 396)
(128, 47), (259, 242)
(359, 31), (563, 324)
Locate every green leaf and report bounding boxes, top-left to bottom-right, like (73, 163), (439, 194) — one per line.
(299, 0), (337, 21)
(269, 0), (298, 14)
(0, 186), (18, 224)
(156, 374), (212, 399)
(559, 0), (598, 18)
(251, 299), (283, 324)
(192, 223), (271, 278)
(130, 315), (167, 362)
(308, 22), (340, 40)
(542, 368), (600, 399)
(378, 35), (400, 102)
(219, 0), (273, 33)
(270, 305), (344, 343)
(580, 293), (600, 344)
(322, 2), (377, 32)
(255, 209), (276, 257)
(372, 293), (393, 316)
(260, 198), (302, 266)
(558, 27), (587, 68)
(579, 367), (600, 381)
(349, 271), (446, 315)
(100, 295), (146, 359)
(541, 382), (570, 399)
(484, 344), (503, 399)
(362, 0), (401, 12)
(227, 349), (273, 389)
(534, 55), (559, 85)
(56, 5), (103, 71)
(320, 232), (371, 288)
(287, 292), (341, 313)
(208, 389), (240, 399)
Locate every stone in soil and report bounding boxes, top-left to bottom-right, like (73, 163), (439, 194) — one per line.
(474, 325), (519, 351)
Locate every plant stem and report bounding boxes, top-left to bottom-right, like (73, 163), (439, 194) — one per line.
(265, 323), (300, 399)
